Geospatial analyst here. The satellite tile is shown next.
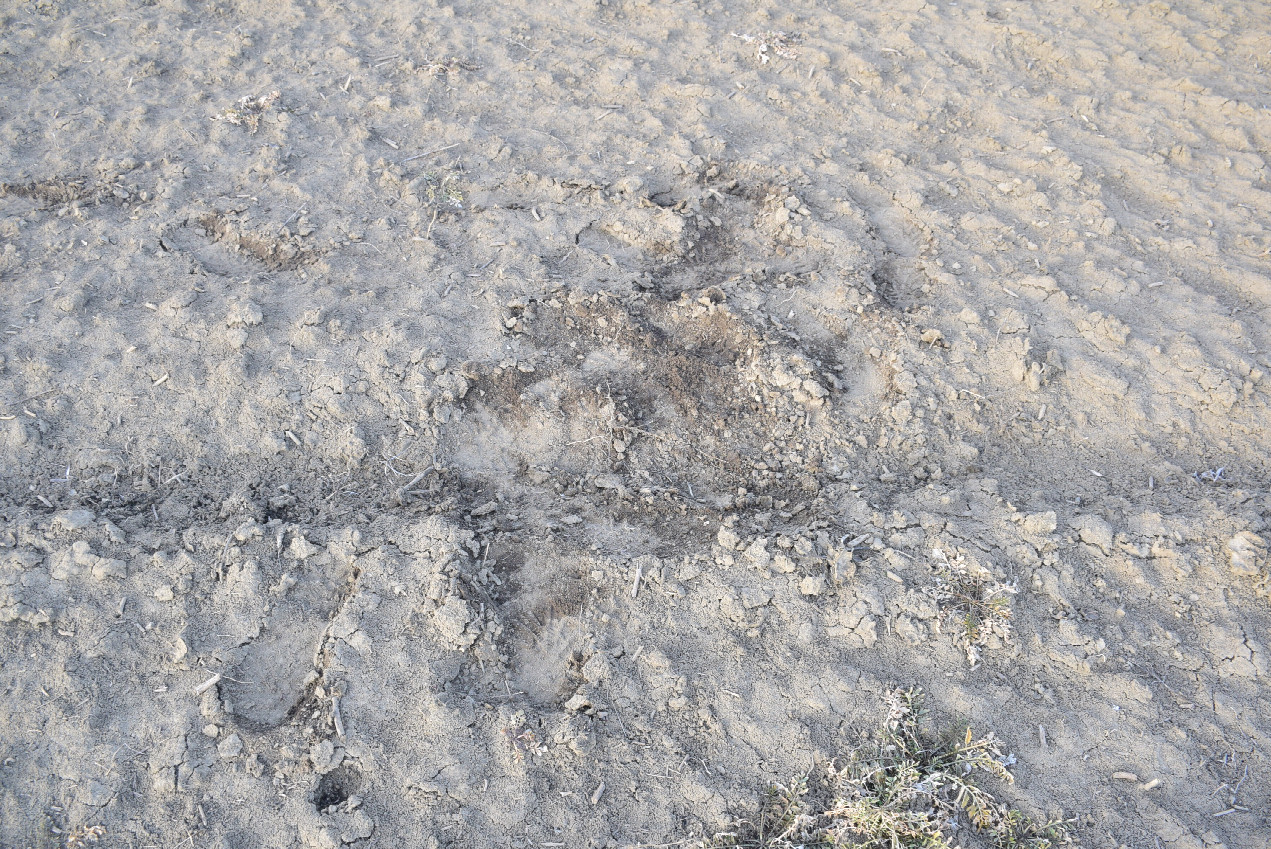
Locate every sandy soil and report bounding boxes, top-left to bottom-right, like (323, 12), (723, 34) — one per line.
(2, 0), (1270, 846)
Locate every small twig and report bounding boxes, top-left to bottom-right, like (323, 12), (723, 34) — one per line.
(0, 388), (61, 417)
(332, 694), (345, 737)
(395, 465), (435, 504)
(1232, 764), (1249, 801)
(401, 142), (460, 163)
(193, 674), (222, 696)
(277, 207), (306, 235)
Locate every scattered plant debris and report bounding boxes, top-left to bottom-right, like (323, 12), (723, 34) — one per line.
(213, 90), (281, 133)
(732, 31), (801, 64)
(65, 824), (106, 849)
(1194, 467), (1226, 484)
(421, 56), (481, 75)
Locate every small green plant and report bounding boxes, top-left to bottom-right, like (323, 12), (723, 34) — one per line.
(502, 711), (543, 763)
(419, 170), (465, 209)
(924, 547), (1017, 666)
(705, 688), (1073, 849)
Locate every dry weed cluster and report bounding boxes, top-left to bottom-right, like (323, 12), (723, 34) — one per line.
(706, 688), (1073, 848)
(923, 548), (1018, 666)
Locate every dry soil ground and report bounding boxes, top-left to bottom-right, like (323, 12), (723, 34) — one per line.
(1, 1), (1270, 848)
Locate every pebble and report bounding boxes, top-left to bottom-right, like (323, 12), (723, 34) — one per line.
(225, 300), (263, 328)
(1227, 531), (1266, 577)
(53, 509), (96, 532)
(717, 527), (741, 550)
(217, 734), (243, 759)
(1072, 515), (1114, 554)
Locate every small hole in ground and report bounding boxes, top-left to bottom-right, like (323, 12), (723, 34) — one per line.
(313, 764), (361, 812)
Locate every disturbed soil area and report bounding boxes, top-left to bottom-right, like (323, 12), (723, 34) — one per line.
(1, 1), (1270, 847)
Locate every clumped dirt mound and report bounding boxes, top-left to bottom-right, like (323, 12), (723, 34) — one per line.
(2, 1), (1270, 847)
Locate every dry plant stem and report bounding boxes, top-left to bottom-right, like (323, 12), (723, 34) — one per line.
(401, 142), (460, 163)
(193, 673), (221, 696)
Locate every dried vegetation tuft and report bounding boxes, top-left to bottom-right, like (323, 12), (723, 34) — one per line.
(924, 547), (1017, 666)
(706, 688), (1074, 849)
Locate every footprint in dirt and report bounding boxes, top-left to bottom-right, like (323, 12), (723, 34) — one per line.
(219, 544), (353, 731)
(498, 547), (591, 707)
(220, 626), (327, 731)
(511, 616), (585, 706)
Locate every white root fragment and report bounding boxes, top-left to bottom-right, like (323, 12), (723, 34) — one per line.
(332, 694), (345, 737)
(193, 673), (222, 696)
